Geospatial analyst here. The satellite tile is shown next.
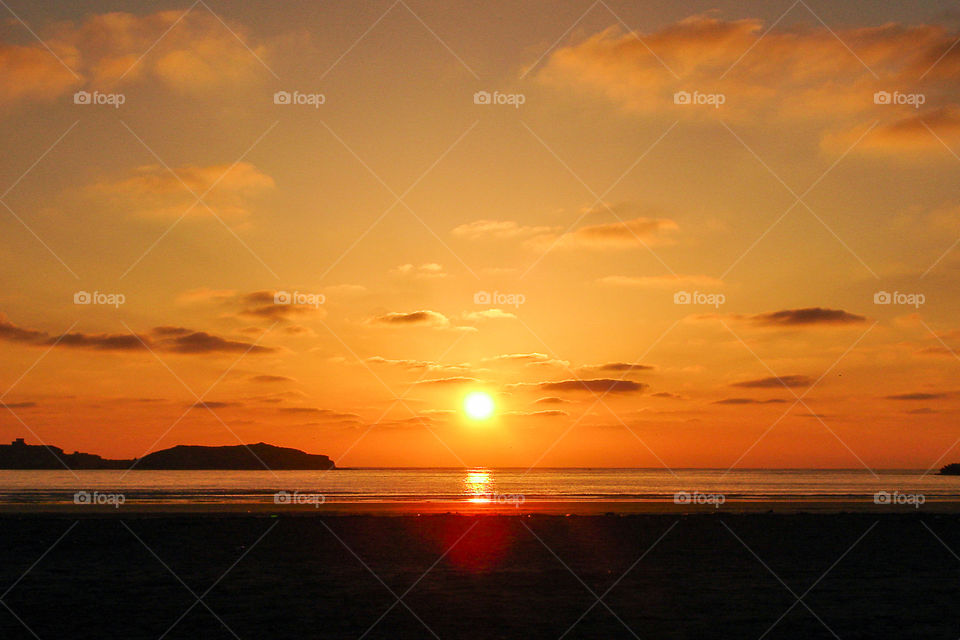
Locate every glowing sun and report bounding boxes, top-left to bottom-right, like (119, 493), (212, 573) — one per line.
(464, 391), (495, 420)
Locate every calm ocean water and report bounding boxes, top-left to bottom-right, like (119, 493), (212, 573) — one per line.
(1, 468), (958, 504)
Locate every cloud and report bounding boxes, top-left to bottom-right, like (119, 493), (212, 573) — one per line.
(579, 362), (654, 374)
(391, 263), (447, 279)
(88, 162), (274, 219)
(652, 392), (681, 399)
(0, 314), (274, 355)
(484, 353), (570, 368)
(825, 105), (960, 154)
(0, 43), (79, 106)
(451, 219), (558, 240)
(539, 379), (647, 393)
(0, 10), (278, 107)
(732, 375), (813, 389)
(277, 408), (360, 420)
(182, 289), (327, 323)
(241, 305), (318, 321)
(242, 291), (278, 305)
(54, 332), (144, 351)
(176, 288), (238, 305)
(453, 212), (677, 252)
(505, 409), (568, 418)
(463, 309), (517, 322)
(917, 328), (960, 357)
(533, 396), (569, 405)
(598, 274), (723, 289)
(751, 308), (867, 327)
(282, 325), (315, 336)
(236, 291), (320, 321)
(249, 375), (294, 384)
(412, 377), (481, 386)
(366, 357), (470, 373)
(538, 16), (960, 126)
(152, 326), (192, 337)
(250, 391), (307, 404)
(184, 290), (326, 325)
(368, 416), (438, 430)
(884, 392), (948, 400)
(370, 310), (451, 328)
(151, 328), (275, 354)
(0, 401), (38, 409)
(713, 398), (788, 405)
(534, 217), (678, 251)
(191, 401), (242, 409)
(0, 314), (48, 343)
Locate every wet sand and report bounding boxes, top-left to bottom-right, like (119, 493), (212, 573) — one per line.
(1, 511), (957, 638)
(3, 498), (960, 515)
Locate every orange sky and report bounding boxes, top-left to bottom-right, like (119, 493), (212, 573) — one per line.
(2, 1), (960, 469)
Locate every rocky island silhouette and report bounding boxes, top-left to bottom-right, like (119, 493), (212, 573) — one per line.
(0, 438), (336, 470)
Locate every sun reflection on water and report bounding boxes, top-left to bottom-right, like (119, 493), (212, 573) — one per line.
(464, 469), (492, 502)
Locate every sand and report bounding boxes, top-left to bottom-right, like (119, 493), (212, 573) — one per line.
(3, 498), (960, 515)
(0, 511), (957, 638)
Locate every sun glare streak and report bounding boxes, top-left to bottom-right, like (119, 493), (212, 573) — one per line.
(465, 469), (492, 502)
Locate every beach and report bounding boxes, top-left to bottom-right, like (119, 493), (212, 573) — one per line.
(1, 511), (957, 639)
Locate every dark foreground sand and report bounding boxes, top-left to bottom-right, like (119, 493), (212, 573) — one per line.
(1, 513), (957, 639)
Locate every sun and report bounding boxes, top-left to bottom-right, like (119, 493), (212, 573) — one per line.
(464, 391), (495, 420)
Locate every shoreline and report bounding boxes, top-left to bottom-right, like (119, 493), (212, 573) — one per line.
(1, 498), (958, 515)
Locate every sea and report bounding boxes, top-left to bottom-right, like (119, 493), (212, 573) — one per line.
(0, 468), (958, 506)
